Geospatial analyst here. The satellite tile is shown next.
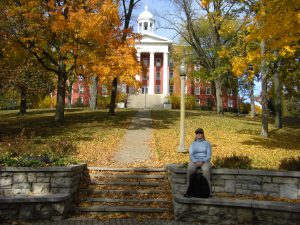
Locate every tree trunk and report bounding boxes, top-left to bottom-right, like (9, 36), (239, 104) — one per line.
(89, 76), (98, 110)
(273, 59), (282, 128)
(20, 87), (27, 115)
(109, 77), (118, 116)
(260, 40), (268, 137)
(250, 80), (256, 118)
(67, 80), (72, 109)
(55, 62), (67, 124)
(215, 75), (223, 114)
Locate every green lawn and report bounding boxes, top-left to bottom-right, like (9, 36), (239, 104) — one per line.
(0, 108), (137, 166)
(0, 109), (299, 170)
(151, 110), (300, 170)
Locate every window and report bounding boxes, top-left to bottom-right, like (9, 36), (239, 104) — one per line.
(150, 23), (153, 31)
(139, 22), (142, 31)
(156, 71), (161, 80)
(227, 88), (233, 96)
(129, 87), (135, 94)
(78, 75), (84, 81)
(169, 59), (174, 67)
(228, 99), (233, 108)
(195, 87), (200, 95)
(78, 97), (84, 104)
(169, 71), (174, 79)
(102, 85), (107, 96)
(156, 58), (161, 67)
(195, 98), (200, 105)
(79, 85), (84, 94)
(206, 87), (211, 95)
(142, 86), (148, 94)
(195, 78), (200, 83)
(144, 22), (148, 30)
(156, 85), (160, 93)
(143, 58), (148, 66)
(169, 85), (174, 94)
(143, 74), (148, 80)
(206, 99), (213, 108)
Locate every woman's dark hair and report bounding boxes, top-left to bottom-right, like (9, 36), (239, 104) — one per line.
(194, 128), (205, 140)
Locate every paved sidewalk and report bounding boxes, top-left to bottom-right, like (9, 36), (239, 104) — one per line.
(113, 110), (152, 165)
(28, 218), (202, 225)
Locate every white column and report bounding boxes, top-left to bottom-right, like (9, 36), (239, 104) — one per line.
(136, 52), (141, 81)
(149, 52), (155, 94)
(163, 52), (169, 95)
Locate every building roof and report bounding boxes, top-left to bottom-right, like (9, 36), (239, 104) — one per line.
(138, 6), (155, 21)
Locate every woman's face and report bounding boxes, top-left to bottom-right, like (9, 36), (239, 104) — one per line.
(196, 132), (203, 138)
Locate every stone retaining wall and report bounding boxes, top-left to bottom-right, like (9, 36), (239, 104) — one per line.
(0, 163), (86, 221)
(167, 164), (300, 225)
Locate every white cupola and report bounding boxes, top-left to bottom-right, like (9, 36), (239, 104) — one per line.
(137, 6), (155, 34)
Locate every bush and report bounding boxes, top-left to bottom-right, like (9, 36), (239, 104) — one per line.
(186, 95), (196, 110)
(98, 96), (110, 109)
(213, 154), (252, 169)
(168, 95), (180, 109)
(279, 156), (300, 171)
(168, 94), (196, 109)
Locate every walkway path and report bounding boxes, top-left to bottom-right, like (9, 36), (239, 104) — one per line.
(113, 110), (152, 165)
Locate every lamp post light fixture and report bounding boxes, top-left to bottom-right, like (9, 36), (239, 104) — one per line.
(178, 62), (188, 153)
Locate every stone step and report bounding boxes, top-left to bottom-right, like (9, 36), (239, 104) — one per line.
(88, 167), (166, 172)
(80, 189), (167, 195)
(90, 174), (166, 179)
(90, 180), (163, 187)
(74, 205), (169, 213)
(80, 197), (169, 204)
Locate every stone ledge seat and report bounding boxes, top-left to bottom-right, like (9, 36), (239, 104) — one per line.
(174, 193), (300, 213)
(0, 193), (70, 203)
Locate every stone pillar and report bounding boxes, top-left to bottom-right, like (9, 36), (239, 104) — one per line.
(163, 52), (169, 95)
(136, 52), (141, 81)
(149, 52), (155, 94)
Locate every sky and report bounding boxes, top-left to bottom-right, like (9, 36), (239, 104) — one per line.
(132, 0), (261, 100)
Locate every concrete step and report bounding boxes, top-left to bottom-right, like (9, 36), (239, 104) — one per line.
(88, 167), (166, 172)
(90, 180), (163, 187)
(80, 197), (169, 204)
(74, 205), (169, 213)
(80, 189), (167, 195)
(90, 174), (166, 179)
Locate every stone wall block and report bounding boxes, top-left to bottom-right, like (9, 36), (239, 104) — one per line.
(262, 183), (279, 193)
(12, 183), (31, 195)
(237, 175), (261, 184)
(273, 177), (298, 184)
(225, 180), (235, 193)
(52, 172), (71, 177)
(32, 183), (50, 194)
(0, 177), (12, 187)
(37, 177), (50, 183)
(0, 172), (12, 177)
(13, 173), (27, 183)
(213, 186), (225, 193)
(27, 173), (37, 183)
(248, 184), (262, 191)
(212, 178), (225, 186)
(236, 189), (251, 195)
(36, 173), (52, 177)
(220, 175), (235, 180)
(236, 208), (253, 223)
(19, 204), (34, 220)
(279, 184), (298, 199)
(262, 177), (271, 183)
(51, 177), (72, 188)
(190, 205), (208, 213)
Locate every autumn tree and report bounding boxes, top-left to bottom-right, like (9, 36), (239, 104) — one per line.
(107, 0), (142, 116)
(165, 0), (244, 114)
(0, 0), (120, 124)
(228, 0), (299, 136)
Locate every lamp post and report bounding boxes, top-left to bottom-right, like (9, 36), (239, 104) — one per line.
(178, 62), (187, 153)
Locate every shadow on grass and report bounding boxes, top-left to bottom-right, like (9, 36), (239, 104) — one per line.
(0, 109), (137, 142)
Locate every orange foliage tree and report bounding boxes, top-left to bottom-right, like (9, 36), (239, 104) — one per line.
(0, 0), (121, 124)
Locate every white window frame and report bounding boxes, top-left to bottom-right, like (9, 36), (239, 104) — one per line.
(206, 87), (211, 95)
(142, 58), (148, 66)
(156, 71), (161, 80)
(156, 85), (160, 94)
(228, 99), (233, 108)
(156, 58), (161, 67)
(169, 71), (174, 79)
(195, 77), (200, 83)
(227, 88), (233, 96)
(169, 85), (174, 93)
(195, 98), (200, 105)
(79, 85), (84, 94)
(195, 87), (200, 95)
